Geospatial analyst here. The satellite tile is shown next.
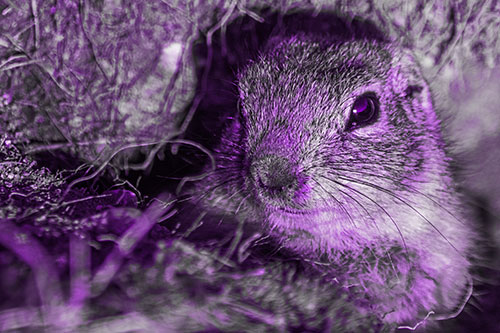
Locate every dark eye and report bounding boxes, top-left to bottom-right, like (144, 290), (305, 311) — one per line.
(346, 94), (379, 130)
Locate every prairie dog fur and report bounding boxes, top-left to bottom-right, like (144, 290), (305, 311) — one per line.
(188, 11), (476, 326)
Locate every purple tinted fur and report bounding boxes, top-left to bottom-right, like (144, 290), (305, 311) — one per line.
(191, 12), (475, 327)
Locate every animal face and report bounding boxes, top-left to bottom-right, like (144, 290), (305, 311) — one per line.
(235, 36), (455, 254)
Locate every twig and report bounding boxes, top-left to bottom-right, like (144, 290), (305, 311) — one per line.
(172, 139), (215, 194)
(182, 211), (206, 238)
(206, 0), (237, 47)
(54, 193), (113, 208)
(0, 59), (40, 71)
(4, 0), (20, 11)
(0, 54), (29, 70)
(237, 4), (264, 22)
(237, 232), (262, 264)
(397, 310), (434, 331)
(216, 215), (245, 270)
(35, 62), (75, 98)
(30, 0), (40, 51)
(126, 140), (167, 171)
(78, 0), (110, 82)
(13, 23), (35, 40)
(58, 141), (163, 202)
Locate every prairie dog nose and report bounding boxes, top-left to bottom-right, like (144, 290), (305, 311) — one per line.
(251, 155), (297, 198)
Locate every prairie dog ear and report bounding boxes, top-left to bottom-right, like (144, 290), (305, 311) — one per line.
(388, 47), (438, 126)
(389, 47), (427, 96)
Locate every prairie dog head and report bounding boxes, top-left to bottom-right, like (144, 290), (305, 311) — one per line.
(236, 35), (469, 258)
(197, 32), (474, 323)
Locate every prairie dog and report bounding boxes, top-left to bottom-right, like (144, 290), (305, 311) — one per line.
(188, 13), (475, 326)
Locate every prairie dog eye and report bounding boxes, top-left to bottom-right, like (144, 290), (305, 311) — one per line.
(346, 94), (379, 130)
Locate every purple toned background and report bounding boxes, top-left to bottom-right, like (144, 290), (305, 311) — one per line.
(0, 0), (499, 332)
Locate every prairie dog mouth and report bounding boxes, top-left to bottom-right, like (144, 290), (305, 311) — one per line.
(270, 205), (330, 216)
(276, 207), (310, 215)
